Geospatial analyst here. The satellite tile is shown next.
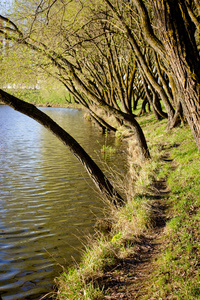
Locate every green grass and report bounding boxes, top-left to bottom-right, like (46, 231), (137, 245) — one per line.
(56, 235), (120, 300)
(142, 124), (200, 299)
(100, 145), (117, 156)
(56, 113), (200, 300)
(3, 88), (79, 107)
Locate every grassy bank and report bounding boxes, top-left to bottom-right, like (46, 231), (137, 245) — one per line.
(54, 113), (200, 299)
(1, 88), (80, 108)
(145, 125), (200, 299)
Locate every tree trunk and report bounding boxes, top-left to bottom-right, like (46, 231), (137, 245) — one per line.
(70, 69), (151, 161)
(104, 0), (175, 123)
(130, 117), (151, 161)
(138, 97), (148, 116)
(0, 89), (124, 207)
(89, 110), (117, 133)
(152, 0), (200, 151)
(142, 74), (163, 120)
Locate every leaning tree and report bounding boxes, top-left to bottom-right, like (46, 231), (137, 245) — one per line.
(1, 0), (200, 153)
(0, 88), (124, 207)
(104, 0), (200, 151)
(0, 0), (151, 161)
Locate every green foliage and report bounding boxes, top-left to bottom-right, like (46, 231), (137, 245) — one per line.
(1, 0), (199, 297)
(0, 44), (39, 88)
(100, 144), (116, 154)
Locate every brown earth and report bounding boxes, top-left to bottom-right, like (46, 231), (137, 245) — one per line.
(97, 180), (170, 300)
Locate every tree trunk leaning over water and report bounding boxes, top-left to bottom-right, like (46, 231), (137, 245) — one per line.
(0, 89), (124, 207)
(0, 14), (151, 162)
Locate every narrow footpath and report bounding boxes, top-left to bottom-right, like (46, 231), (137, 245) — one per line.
(99, 179), (170, 299)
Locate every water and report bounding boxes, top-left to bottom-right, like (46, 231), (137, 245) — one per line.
(0, 106), (126, 300)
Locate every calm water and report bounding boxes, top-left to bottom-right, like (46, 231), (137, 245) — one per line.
(0, 106), (126, 300)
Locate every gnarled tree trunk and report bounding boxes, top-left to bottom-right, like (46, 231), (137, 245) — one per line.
(152, 0), (200, 151)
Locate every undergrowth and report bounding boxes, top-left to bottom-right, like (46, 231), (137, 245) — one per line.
(56, 114), (200, 300)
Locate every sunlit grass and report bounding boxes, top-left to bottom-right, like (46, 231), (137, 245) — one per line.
(100, 144), (116, 154)
(142, 121), (200, 300)
(56, 235), (120, 300)
(6, 88), (79, 107)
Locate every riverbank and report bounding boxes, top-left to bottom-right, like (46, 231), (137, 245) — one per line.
(0, 100), (82, 109)
(0, 88), (81, 109)
(54, 113), (200, 299)
(1, 90), (199, 299)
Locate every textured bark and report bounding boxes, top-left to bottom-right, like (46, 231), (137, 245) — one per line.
(151, 0), (200, 151)
(0, 89), (124, 207)
(168, 101), (182, 129)
(130, 117), (151, 161)
(138, 97), (148, 116)
(132, 0), (165, 57)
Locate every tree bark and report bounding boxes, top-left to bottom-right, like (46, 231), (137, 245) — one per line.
(0, 89), (124, 207)
(151, 0), (200, 151)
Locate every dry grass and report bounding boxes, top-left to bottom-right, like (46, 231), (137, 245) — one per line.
(55, 121), (166, 299)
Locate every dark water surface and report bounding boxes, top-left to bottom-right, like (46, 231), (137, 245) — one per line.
(0, 106), (126, 300)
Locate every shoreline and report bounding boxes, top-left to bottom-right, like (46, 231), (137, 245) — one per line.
(0, 101), (82, 109)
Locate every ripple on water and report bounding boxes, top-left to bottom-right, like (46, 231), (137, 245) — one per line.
(0, 106), (126, 299)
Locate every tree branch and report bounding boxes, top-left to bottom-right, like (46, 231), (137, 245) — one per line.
(132, 0), (165, 57)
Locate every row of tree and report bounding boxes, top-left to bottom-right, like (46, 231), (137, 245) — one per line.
(0, 0), (200, 204)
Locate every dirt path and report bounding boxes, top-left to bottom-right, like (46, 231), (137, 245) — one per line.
(100, 180), (169, 299)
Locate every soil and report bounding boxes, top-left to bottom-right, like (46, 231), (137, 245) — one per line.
(97, 180), (170, 300)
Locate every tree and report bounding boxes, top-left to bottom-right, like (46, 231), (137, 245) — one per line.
(104, 0), (200, 151)
(149, 0), (200, 150)
(2, 0), (200, 155)
(0, 1), (151, 161)
(0, 88), (124, 207)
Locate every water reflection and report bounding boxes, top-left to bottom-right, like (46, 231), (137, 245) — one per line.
(0, 106), (126, 299)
